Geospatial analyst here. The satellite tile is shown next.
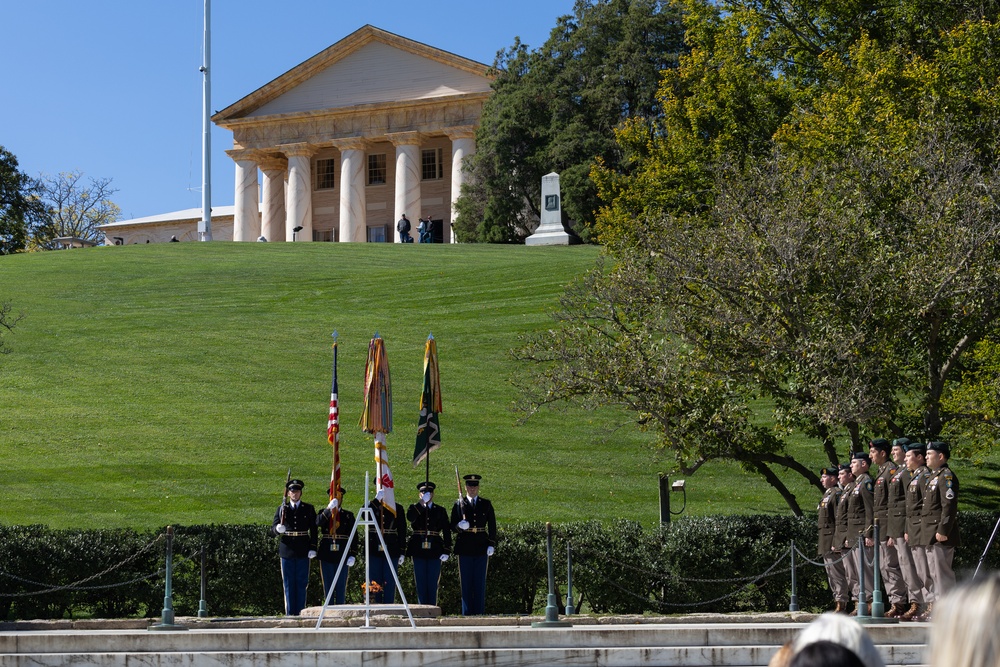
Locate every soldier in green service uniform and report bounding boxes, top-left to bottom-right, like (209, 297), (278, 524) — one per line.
(835, 463), (856, 612)
(920, 441), (960, 621)
(886, 437), (921, 618)
(846, 452), (875, 615)
(818, 466), (849, 612)
(902, 443), (932, 621)
(869, 438), (907, 617)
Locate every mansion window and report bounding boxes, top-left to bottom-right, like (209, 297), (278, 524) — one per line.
(315, 159), (336, 190)
(368, 154), (386, 185)
(422, 148), (443, 180)
(367, 225), (388, 243)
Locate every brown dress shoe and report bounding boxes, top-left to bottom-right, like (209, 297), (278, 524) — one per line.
(900, 602), (924, 621)
(833, 601), (848, 614)
(915, 602), (934, 622)
(885, 602), (907, 618)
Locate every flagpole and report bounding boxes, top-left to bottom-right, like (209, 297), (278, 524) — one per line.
(198, 0), (212, 241)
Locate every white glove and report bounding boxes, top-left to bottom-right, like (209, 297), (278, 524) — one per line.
(347, 556), (356, 567)
(327, 498), (338, 510)
(439, 554), (449, 562)
(457, 520), (470, 530)
(308, 550), (317, 559)
(375, 489), (385, 501)
(275, 524), (287, 534)
(398, 555), (405, 566)
(486, 546), (495, 557)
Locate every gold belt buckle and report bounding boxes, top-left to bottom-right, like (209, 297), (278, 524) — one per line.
(422, 540), (431, 550)
(330, 543), (339, 552)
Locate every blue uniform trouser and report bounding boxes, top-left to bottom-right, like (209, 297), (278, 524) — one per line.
(280, 557), (310, 615)
(368, 555), (398, 603)
(458, 554), (489, 615)
(412, 557), (443, 605)
(320, 559), (350, 605)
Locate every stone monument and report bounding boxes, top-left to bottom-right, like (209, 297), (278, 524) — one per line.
(525, 172), (573, 246)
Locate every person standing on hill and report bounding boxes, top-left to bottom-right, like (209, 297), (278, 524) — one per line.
(818, 466), (849, 613)
(451, 474), (497, 615)
(396, 214), (411, 243)
(406, 481), (452, 605)
(271, 478), (317, 615)
(315, 485), (357, 605)
(869, 438), (907, 617)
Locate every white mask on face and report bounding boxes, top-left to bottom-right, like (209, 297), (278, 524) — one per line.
(420, 492), (432, 503)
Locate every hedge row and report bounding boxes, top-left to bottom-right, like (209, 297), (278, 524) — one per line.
(1, 513), (997, 620)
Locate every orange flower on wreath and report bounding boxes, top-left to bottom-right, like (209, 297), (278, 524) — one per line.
(362, 580), (383, 594)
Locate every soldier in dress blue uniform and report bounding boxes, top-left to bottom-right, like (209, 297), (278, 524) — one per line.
(406, 481), (452, 605)
(451, 474), (497, 615)
(367, 494), (407, 604)
(271, 478), (317, 615)
(315, 486), (358, 605)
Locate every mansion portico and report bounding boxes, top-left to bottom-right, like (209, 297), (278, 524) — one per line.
(213, 25), (490, 244)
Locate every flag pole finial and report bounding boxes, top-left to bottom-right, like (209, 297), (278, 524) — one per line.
(428, 332), (434, 340)
(332, 330), (338, 342)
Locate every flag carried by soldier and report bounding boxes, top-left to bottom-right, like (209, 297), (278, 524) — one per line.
(413, 334), (442, 481)
(326, 331), (343, 532)
(360, 333), (396, 515)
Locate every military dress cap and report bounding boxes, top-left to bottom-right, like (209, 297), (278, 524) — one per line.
(891, 437), (911, 448)
(417, 481), (437, 492)
(820, 466), (838, 477)
(286, 479), (304, 491)
(869, 438), (891, 452)
(839, 464), (852, 473)
(328, 483), (346, 495)
(851, 451), (871, 463)
(463, 474), (482, 486)
(927, 441), (951, 457)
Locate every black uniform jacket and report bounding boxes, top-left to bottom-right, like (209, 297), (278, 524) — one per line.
(451, 496), (497, 557)
(367, 500), (407, 559)
(271, 501), (318, 559)
(406, 501), (452, 558)
(316, 507), (358, 563)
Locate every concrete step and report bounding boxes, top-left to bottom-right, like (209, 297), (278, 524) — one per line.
(0, 621), (930, 667)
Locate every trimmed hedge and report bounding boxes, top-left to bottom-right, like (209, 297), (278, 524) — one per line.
(1, 513), (997, 620)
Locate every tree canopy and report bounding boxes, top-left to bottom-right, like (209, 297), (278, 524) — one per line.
(454, 0), (686, 243)
(520, 0), (1000, 512)
(0, 146), (48, 255)
(33, 171), (120, 249)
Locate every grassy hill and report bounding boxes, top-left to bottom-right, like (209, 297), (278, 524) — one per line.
(1, 243), (994, 530)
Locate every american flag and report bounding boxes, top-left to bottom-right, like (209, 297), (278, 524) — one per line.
(327, 337), (342, 531)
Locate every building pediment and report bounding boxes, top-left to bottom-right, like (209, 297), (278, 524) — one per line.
(213, 25), (492, 124)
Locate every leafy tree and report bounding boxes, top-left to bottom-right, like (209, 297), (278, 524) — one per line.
(0, 146), (48, 255)
(455, 0), (686, 243)
(34, 171), (119, 249)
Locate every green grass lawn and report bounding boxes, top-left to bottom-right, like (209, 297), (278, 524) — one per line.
(0, 242), (996, 529)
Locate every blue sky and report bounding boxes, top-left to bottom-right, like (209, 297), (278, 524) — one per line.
(2, 1), (577, 220)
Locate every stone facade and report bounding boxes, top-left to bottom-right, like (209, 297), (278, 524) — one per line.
(213, 25), (490, 244)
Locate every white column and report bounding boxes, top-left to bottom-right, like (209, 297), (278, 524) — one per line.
(258, 156), (287, 243)
(227, 149), (260, 242)
(281, 143), (316, 242)
(332, 138), (368, 242)
(387, 132), (423, 244)
(445, 126), (477, 244)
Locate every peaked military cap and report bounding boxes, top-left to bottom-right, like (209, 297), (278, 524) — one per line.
(286, 479), (304, 491)
(927, 441), (951, 457)
(462, 474), (482, 486)
(417, 481), (437, 492)
(869, 438), (891, 453)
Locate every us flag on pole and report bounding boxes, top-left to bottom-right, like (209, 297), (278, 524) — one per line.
(327, 337), (342, 530)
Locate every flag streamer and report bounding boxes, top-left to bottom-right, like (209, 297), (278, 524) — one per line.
(413, 335), (443, 467)
(360, 334), (396, 516)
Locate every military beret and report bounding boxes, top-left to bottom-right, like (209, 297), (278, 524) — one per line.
(927, 441), (951, 457)
(463, 474), (482, 486)
(839, 464), (852, 473)
(286, 479), (304, 491)
(891, 437), (911, 448)
(851, 451), (871, 464)
(820, 467), (837, 477)
(417, 481), (436, 492)
(869, 438), (891, 453)
(906, 443), (926, 455)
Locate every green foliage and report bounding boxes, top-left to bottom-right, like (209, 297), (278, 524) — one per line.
(456, 0), (686, 242)
(0, 146), (48, 255)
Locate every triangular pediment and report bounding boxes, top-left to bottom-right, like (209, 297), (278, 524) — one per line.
(214, 25), (492, 123)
